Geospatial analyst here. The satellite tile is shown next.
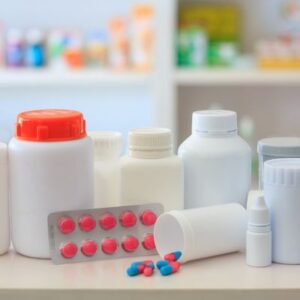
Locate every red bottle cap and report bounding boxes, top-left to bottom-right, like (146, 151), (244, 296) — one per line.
(122, 236), (139, 252)
(60, 242), (78, 258)
(79, 215), (96, 232)
(99, 213), (117, 230)
(142, 233), (156, 250)
(15, 109), (87, 142)
(81, 240), (98, 256)
(140, 210), (157, 226)
(119, 211), (137, 228)
(58, 217), (76, 234)
(101, 238), (118, 255)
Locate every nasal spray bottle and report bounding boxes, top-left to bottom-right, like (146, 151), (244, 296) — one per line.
(246, 195), (272, 267)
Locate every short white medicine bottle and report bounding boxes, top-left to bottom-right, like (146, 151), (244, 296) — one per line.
(89, 131), (122, 208)
(9, 109), (94, 258)
(178, 110), (251, 208)
(120, 128), (183, 211)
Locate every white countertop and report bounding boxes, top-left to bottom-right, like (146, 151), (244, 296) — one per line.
(1, 249), (300, 300)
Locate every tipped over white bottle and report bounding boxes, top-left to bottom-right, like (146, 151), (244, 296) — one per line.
(0, 143), (9, 254)
(246, 195), (272, 267)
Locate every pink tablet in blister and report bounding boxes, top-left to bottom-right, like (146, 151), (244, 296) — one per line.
(48, 203), (163, 264)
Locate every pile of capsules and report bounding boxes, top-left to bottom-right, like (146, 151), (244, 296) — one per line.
(127, 251), (182, 277)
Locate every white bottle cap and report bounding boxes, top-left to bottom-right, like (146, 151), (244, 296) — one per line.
(26, 28), (44, 44)
(128, 128), (172, 158)
(88, 131), (122, 159)
(192, 110), (237, 134)
(248, 195), (270, 226)
(6, 29), (23, 44)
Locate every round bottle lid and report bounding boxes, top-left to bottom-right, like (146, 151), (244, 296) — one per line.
(15, 109), (87, 142)
(192, 110), (237, 134)
(257, 137), (300, 157)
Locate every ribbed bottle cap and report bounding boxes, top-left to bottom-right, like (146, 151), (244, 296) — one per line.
(128, 128), (172, 152)
(88, 131), (122, 159)
(192, 110), (237, 134)
(257, 137), (300, 157)
(264, 158), (300, 186)
(248, 196), (270, 226)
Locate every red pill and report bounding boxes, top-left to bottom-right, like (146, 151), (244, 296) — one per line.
(79, 215), (96, 232)
(81, 240), (98, 257)
(143, 266), (154, 277)
(138, 264), (145, 273)
(140, 210), (157, 226)
(119, 211), (137, 228)
(142, 234), (156, 250)
(169, 261), (181, 272)
(101, 238), (118, 255)
(58, 216), (75, 234)
(164, 253), (176, 261)
(60, 242), (78, 258)
(122, 236), (139, 252)
(99, 213), (117, 230)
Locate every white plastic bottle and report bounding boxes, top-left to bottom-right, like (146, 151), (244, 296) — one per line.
(120, 128), (183, 211)
(9, 109), (94, 258)
(178, 110), (251, 208)
(89, 131), (122, 208)
(0, 143), (9, 254)
(246, 195), (272, 267)
(154, 203), (247, 263)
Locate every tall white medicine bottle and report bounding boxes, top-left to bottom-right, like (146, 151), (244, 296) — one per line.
(9, 109), (94, 258)
(89, 131), (122, 208)
(120, 128), (183, 211)
(178, 110), (251, 208)
(0, 143), (9, 255)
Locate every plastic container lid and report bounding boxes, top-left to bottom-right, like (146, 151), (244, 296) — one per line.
(128, 128), (172, 151)
(257, 137), (300, 157)
(192, 110), (237, 134)
(264, 158), (300, 186)
(88, 131), (122, 159)
(248, 196), (270, 226)
(15, 109), (87, 142)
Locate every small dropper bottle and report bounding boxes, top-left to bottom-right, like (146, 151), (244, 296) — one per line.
(246, 195), (272, 267)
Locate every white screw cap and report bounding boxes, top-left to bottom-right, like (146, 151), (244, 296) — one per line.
(248, 195), (270, 226)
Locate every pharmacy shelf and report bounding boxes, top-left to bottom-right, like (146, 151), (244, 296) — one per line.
(176, 68), (300, 86)
(0, 69), (152, 87)
(1, 250), (300, 300)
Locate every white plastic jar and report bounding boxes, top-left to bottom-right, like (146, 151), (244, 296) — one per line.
(178, 110), (251, 208)
(89, 131), (122, 208)
(9, 109), (94, 258)
(0, 143), (10, 255)
(120, 128), (183, 211)
(264, 158), (300, 264)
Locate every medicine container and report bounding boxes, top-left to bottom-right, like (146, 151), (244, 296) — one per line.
(178, 110), (251, 208)
(89, 131), (122, 208)
(257, 137), (300, 188)
(120, 128), (183, 211)
(9, 109), (94, 258)
(0, 143), (9, 255)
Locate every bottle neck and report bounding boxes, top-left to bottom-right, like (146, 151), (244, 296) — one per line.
(129, 148), (172, 159)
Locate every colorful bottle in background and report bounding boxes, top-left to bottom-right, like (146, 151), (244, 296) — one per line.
(6, 29), (24, 67)
(25, 28), (46, 67)
(47, 29), (67, 69)
(63, 30), (84, 69)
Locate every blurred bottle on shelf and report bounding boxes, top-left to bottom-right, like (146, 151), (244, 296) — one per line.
(6, 29), (24, 68)
(25, 28), (46, 68)
(109, 17), (130, 70)
(47, 29), (66, 69)
(63, 30), (84, 69)
(131, 4), (154, 71)
(85, 30), (108, 67)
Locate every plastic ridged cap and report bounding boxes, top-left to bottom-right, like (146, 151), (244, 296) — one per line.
(128, 128), (172, 151)
(15, 109), (87, 142)
(192, 110), (237, 134)
(0, 143), (7, 165)
(88, 131), (122, 159)
(257, 137), (300, 156)
(248, 196), (270, 226)
(264, 158), (300, 186)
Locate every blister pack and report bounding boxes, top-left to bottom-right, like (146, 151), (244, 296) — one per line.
(48, 203), (163, 264)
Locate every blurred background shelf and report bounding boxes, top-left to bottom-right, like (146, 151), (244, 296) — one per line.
(176, 69), (300, 86)
(0, 70), (152, 87)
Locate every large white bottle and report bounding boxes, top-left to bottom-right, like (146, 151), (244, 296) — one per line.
(0, 143), (9, 254)
(178, 110), (251, 208)
(120, 128), (183, 211)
